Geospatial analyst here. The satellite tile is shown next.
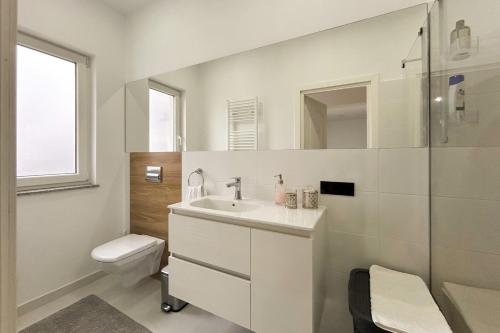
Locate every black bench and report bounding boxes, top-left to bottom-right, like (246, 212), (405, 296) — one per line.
(348, 269), (390, 333)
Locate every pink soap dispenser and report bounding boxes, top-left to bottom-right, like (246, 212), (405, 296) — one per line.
(274, 174), (285, 205)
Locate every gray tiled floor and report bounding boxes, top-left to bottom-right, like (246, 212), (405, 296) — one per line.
(17, 274), (251, 333)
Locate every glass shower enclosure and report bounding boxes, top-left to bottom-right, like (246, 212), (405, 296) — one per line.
(429, 0), (500, 332)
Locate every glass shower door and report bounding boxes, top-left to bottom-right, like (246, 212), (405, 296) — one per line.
(429, 1), (500, 332)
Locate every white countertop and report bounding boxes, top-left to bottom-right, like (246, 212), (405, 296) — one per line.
(168, 196), (326, 235)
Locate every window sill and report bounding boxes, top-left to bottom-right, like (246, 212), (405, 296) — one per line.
(17, 183), (99, 196)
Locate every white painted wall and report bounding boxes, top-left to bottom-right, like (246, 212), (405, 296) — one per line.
(17, 0), (128, 305)
(327, 117), (367, 148)
(125, 0), (431, 81)
(183, 148), (429, 332)
(304, 96), (327, 149)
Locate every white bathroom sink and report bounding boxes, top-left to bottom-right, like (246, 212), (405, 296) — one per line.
(169, 195), (326, 234)
(190, 198), (258, 212)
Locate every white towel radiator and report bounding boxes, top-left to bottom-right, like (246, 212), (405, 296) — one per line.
(227, 97), (258, 151)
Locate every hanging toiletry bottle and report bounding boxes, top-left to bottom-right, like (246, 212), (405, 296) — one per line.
(274, 174), (285, 205)
(450, 20), (471, 60)
(448, 74), (465, 123)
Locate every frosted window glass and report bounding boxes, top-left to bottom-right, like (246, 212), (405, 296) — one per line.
(149, 88), (174, 152)
(17, 45), (77, 177)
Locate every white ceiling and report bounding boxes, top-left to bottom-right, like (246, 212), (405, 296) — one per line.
(307, 87), (367, 119)
(102, 0), (157, 14)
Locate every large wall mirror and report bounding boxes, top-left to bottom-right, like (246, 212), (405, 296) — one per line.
(125, 4), (429, 152)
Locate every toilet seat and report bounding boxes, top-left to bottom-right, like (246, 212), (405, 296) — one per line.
(91, 234), (165, 287)
(91, 234), (158, 263)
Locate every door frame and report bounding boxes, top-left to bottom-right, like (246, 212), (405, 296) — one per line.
(0, 0), (17, 331)
(295, 74), (379, 149)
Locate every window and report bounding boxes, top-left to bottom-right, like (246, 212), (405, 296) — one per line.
(16, 33), (91, 189)
(148, 81), (181, 152)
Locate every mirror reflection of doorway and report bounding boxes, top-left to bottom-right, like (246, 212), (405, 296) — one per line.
(302, 85), (368, 149)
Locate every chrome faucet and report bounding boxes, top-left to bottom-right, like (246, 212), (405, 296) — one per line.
(226, 177), (242, 200)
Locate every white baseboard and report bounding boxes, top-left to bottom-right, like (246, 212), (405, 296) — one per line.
(17, 270), (106, 316)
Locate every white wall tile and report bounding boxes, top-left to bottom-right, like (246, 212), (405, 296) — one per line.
(432, 147), (500, 200)
(432, 196), (500, 254)
(379, 148), (428, 195)
(328, 232), (379, 278)
(183, 148), (430, 330)
(184, 151), (258, 180)
(320, 274), (352, 333)
(255, 149), (378, 192)
(183, 150), (258, 197)
(255, 149), (303, 187)
(379, 193), (429, 245)
(212, 180), (258, 199)
(320, 297), (352, 333)
(313, 149), (378, 192)
(322, 192), (378, 237)
(378, 237), (429, 283)
(466, 67), (500, 95)
(378, 79), (424, 149)
(432, 245), (500, 292)
(254, 184), (276, 202)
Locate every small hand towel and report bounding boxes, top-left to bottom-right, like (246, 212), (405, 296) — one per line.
(186, 185), (207, 200)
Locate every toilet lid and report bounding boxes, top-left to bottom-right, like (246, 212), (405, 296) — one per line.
(91, 234), (157, 263)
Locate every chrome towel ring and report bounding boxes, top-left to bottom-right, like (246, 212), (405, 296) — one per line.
(188, 168), (204, 186)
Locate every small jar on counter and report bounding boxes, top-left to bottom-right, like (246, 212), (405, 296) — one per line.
(302, 187), (319, 209)
(284, 189), (298, 209)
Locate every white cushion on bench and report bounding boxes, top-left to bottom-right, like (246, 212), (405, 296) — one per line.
(370, 265), (452, 333)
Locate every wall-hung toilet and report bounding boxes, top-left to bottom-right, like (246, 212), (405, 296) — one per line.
(91, 234), (165, 286)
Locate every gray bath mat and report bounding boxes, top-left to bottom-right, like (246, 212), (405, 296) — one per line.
(20, 295), (152, 333)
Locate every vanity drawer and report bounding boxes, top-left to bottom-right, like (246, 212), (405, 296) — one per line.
(169, 257), (250, 329)
(169, 214), (250, 275)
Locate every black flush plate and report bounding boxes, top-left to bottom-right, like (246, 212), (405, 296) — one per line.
(320, 181), (355, 196)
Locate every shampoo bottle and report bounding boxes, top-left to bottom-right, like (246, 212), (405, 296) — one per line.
(274, 174), (285, 205)
(448, 74), (466, 123)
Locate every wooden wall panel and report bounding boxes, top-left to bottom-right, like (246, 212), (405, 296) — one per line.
(130, 152), (182, 270)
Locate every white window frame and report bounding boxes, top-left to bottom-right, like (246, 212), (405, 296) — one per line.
(16, 32), (92, 189)
(148, 80), (182, 152)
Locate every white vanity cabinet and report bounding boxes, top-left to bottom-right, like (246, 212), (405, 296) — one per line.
(168, 197), (327, 333)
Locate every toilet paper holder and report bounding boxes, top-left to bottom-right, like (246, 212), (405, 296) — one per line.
(145, 166), (162, 183)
